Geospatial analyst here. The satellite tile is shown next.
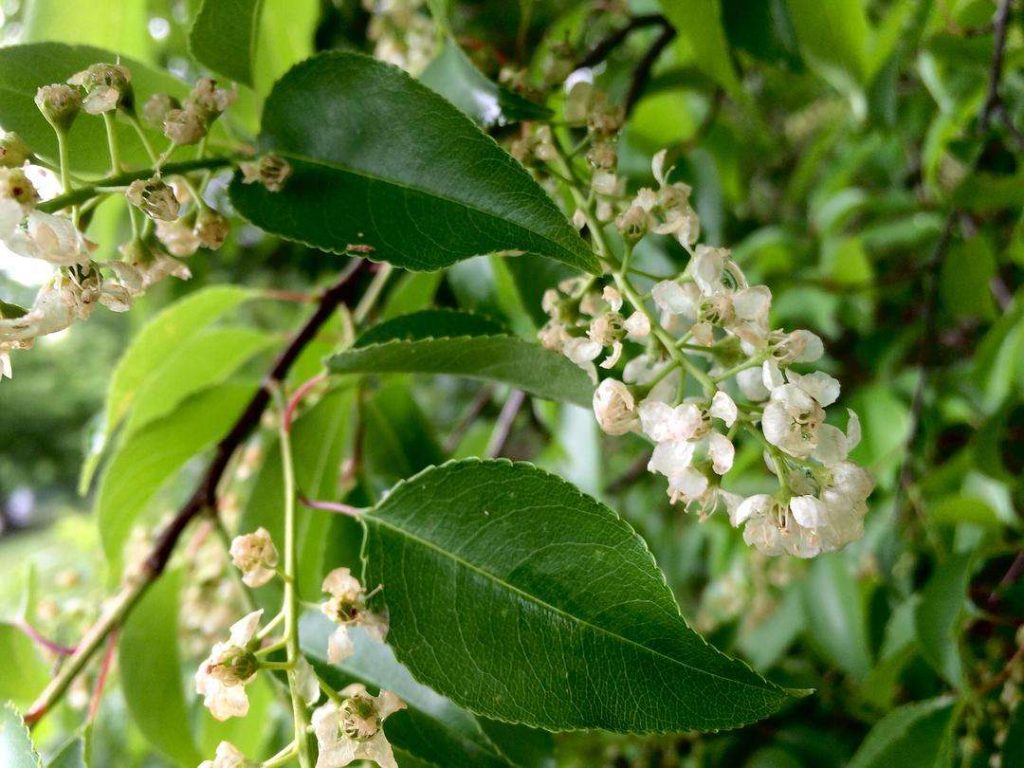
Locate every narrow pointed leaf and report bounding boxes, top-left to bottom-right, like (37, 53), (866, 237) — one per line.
(229, 52), (598, 273)
(361, 460), (793, 733)
(329, 311), (593, 406)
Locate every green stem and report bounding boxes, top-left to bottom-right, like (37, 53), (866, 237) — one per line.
(712, 357), (762, 383)
(127, 114), (159, 165)
(55, 129), (78, 226)
(38, 157), (234, 214)
(276, 388), (314, 768)
(353, 263), (394, 324)
(261, 743), (299, 768)
(102, 113), (122, 174)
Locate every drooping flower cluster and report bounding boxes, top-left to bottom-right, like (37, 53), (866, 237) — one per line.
(320, 567), (389, 663)
(539, 144), (873, 558)
(0, 65), (251, 382)
(312, 684), (406, 768)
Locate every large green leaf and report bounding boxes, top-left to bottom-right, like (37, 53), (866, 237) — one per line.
(47, 736), (86, 768)
(329, 312), (593, 407)
(106, 287), (258, 436)
(660, 1), (743, 100)
(361, 460), (793, 732)
(189, 0), (265, 86)
(847, 697), (956, 768)
(0, 625), (49, 707)
(119, 570), (201, 767)
(22, 0), (153, 63)
(0, 703), (40, 768)
(0, 43), (186, 174)
(229, 52), (598, 274)
(97, 383), (255, 574)
(302, 616), (532, 767)
(785, 0), (871, 94)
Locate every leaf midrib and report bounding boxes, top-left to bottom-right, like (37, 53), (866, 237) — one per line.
(367, 511), (779, 697)
(268, 149), (593, 270)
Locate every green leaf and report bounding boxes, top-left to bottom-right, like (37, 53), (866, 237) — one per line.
(97, 383), (255, 574)
(801, 554), (872, 679)
(329, 314), (593, 407)
(119, 570), (201, 766)
(0, 703), (39, 768)
(229, 52), (597, 274)
(0, 43), (186, 175)
(360, 380), (446, 499)
(421, 39), (552, 127)
(189, 0), (265, 86)
(355, 309), (506, 347)
(0, 624), (49, 707)
(785, 0), (870, 95)
(47, 737), (86, 768)
(22, 0), (153, 63)
(940, 237), (997, 320)
(301, 616), (523, 768)
(915, 554), (972, 687)
(659, 1), (743, 100)
(1004, 699), (1024, 768)
(361, 460), (793, 732)
(847, 697), (956, 768)
(105, 286), (257, 437)
(121, 326), (274, 436)
(241, 386), (358, 602)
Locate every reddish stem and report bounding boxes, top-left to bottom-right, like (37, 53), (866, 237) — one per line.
(299, 494), (363, 518)
(283, 372), (328, 433)
(16, 619), (77, 657)
(87, 630), (118, 723)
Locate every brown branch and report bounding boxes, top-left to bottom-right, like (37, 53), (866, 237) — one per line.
(624, 24), (677, 115)
(486, 390), (526, 458)
(980, 0), (1013, 131)
(576, 14), (669, 70)
(25, 259), (368, 727)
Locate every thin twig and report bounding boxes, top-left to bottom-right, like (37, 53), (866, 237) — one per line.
(299, 494), (364, 519)
(283, 373), (328, 433)
(576, 14), (669, 70)
(86, 630), (117, 723)
(625, 24), (677, 115)
(486, 390), (526, 458)
(444, 384), (495, 453)
(980, 0), (1013, 131)
(989, 551), (1024, 605)
(15, 619), (76, 657)
(24, 260), (368, 727)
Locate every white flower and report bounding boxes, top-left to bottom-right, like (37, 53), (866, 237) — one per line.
(648, 440), (697, 478)
(311, 685), (405, 768)
(229, 528), (279, 588)
(156, 219), (201, 257)
(812, 410), (861, 466)
(623, 311), (650, 338)
(736, 367), (770, 401)
(709, 391), (737, 427)
(198, 741), (252, 768)
(0, 277), (95, 344)
(638, 400), (706, 443)
(708, 432), (735, 475)
(690, 245), (729, 295)
(194, 610), (262, 721)
(785, 370), (840, 407)
(294, 655), (321, 706)
(593, 379), (638, 436)
(321, 568), (388, 664)
(761, 382), (826, 459)
(0, 346), (12, 382)
(652, 280), (699, 319)
(772, 329), (824, 363)
(665, 466), (709, 504)
(5, 211), (93, 266)
(601, 285), (622, 312)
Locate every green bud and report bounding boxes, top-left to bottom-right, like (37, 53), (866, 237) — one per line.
(35, 84), (81, 132)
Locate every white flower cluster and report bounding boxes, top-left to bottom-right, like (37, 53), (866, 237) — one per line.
(312, 684), (405, 768)
(540, 149), (874, 558)
(0, 65), (240, 381)
(362, 0), (436, 75)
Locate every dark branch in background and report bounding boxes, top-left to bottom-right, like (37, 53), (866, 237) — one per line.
(576, 14), (669, 70)
(625, 24), (677, 115)
(25, 259), (369, 727)
(894, 3), (1017, 544)
(486, 390), (526, 458)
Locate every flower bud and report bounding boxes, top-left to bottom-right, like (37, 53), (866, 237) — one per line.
(189, 78), (236, 121)
(229, 528), (278, 588)
(35, 84), (81, 132)
(240, 154), (292, 192)
(195, 209), (230, 250)
(0, 133), (32, 168)
(593, 378), (638, 435)
(0, 168), (40, 206)
(126, 177), (181, 221)
(164, 105), (209, 146)
(615, 205), (649, 241)
(142, 93), (180, 129)
(67, 63), (133, 114)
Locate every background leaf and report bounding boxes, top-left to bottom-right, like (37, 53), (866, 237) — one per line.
(915, 555), (972, 687)
(229, 52), (597, 273)
(361, 460), (793, 732)
(0, 624), (49, 707)
(22, 0), (153, 63)
(801, 554), (873, 679)
(189, 0), (265, 86)
(847, 697), (956, 768)
(330, 315), (593, 406)
(118, 570), (201, 766)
